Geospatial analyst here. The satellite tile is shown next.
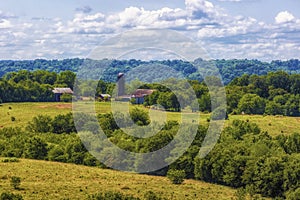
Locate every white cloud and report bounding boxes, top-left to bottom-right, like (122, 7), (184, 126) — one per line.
(275, 11), (295, 24)
(0, 1), (300, 61)
(0, 19), (12, 29)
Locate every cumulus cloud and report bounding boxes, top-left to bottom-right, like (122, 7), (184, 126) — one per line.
(0, 19), (12, 29)
(275, 11), (295, 24)
(0, 0), (300, 61)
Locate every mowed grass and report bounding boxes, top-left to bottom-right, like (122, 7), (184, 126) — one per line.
(0, 103), (72, 128)
(1, 102), (300, 136)
(0, 158), (237, 200)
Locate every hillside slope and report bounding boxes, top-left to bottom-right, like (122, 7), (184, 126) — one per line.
(0, 158), (239, 200)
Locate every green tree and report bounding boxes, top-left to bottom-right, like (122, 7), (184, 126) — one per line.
(237, 94), (266, 114)
(60, 93), (72, 102)
(167, 169), (185, 184)
(265, 101), (284, 115)
(23, 137), (48, 160)
(26, 115), (52, 133)
(55, 70), (76, 89)
(130, 107), (150, 126)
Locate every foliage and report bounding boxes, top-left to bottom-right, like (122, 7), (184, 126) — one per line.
(26, 115), (53, 133)
(144, 191), (165, 200)
(1, 157), (19, 163)
(0, 192), (23, 200)
(88, 191), (140, 200)
(2, 58), (300, 85)
(130, 107), (150, 126)
(60, 94), (72, 102)
(23, 136), (48, 160)
(10, 176), (21, 190)
(167, 169), (185, 185)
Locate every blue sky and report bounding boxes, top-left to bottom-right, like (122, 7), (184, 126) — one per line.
(0, 0), (299, 60)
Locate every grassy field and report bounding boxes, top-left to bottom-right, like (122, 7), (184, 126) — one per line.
(0, 158), (240, 200)
(1, 102), (300, 136)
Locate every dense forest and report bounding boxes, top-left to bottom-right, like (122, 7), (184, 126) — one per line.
(1, 58), (300, 84)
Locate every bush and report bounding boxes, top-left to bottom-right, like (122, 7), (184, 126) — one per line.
(234, 188), (246, 200)
(26, 115), (52, 133)
(88, 191), (140, 200)
(144, 191), (165, 200)
(0, 192), (23, 200)
(10, 176), (21, 189)
(11, 116), (16, 122)
(286, 188), (300, 200)
(167, 169), (185, 185)
(1, 158), (19, 163)
(129, 107), (150, 126)
(60, 94), (72, 102)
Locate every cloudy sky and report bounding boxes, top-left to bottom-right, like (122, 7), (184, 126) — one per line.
(0, 0), (299, 61)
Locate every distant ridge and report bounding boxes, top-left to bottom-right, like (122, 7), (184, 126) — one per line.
(1, 58), (300, 84)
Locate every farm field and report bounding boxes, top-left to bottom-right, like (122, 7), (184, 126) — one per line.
(1, 102), (300, 136)
(0, 102), (300, 136)
(0, 158), (240, 200)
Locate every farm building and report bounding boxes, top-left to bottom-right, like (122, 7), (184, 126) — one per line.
(115, 73), (155, 104)
(131, 89), (155, 104)
(52, 88), (73, 102)
(99, 94), (111, 101)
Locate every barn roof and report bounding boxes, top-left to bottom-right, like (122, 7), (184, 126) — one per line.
(52, 88), (73, 94)
(132, 89), (154, 98)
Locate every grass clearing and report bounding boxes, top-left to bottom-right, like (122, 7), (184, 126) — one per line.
(1, 102), (299, 136)
(0, 158), (238, 200)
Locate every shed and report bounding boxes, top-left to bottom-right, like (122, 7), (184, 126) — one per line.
(131, 89), (155, 104)
(99, 94), (111, 101)
(52, 88), (73, 102)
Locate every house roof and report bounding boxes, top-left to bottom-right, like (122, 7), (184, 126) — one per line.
(52, 88), (73, 94)
(131, 89), (154, 98)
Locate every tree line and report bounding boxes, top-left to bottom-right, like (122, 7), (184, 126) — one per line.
(3, 69), (300, 117)
(1, 58), (300, 84)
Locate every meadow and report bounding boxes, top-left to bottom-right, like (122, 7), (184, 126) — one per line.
(0, 158), (239, 200)
(1, 102), (299, 136)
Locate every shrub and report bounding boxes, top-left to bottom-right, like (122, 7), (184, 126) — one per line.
(88, 191), (140, 200)
(0, 192), (23, 200)
(10, 176), (21, 189)
(144, 191), (165, 200)
(60, 94), (72, 102)
(286, 188), (300, 200)
(167, 169), (185, 185)
(234, 188), (246, 200)
(1, 158), (19, 163)
(129, 107), (150, 126)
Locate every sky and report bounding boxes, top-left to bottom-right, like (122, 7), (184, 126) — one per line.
(0, 0), (300, 61)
